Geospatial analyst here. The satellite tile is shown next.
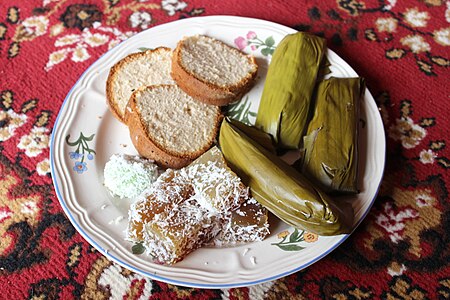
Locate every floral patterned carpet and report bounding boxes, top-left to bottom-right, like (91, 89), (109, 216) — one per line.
(0, 0), (449, 299)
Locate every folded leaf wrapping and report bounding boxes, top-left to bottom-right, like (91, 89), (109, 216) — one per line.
(255, 32), (326, 149)
(301, 77), (365, 194)
(219, 118), (352, 236)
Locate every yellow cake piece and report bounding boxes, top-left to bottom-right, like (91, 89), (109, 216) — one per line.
(126, 146), (251, 264)
(212, 198), (270, 246)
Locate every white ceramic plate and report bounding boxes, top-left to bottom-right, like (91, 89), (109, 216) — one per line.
(50, 16), (385, 288)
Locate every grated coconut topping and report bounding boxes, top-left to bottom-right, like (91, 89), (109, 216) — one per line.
(104, 154), (160, 199)
(125, 147), (270, 264)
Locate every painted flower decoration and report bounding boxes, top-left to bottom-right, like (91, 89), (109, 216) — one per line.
(73, 161), (87, 174)
(129, 11), (153, 30)
(69, 151), (83, 159)
(277, 230), (290, 239)
(303, 232), (319, 243)
(60, 4), (103, 30)
(234, 36), (248, 50)
(66, 132), (96, 174)
(18, 126), (50, 157)
(0, 109), (27, 141)
(247, 31), (257, 39)
(234, 31), (276, 56)
(272, 228), (318, 251)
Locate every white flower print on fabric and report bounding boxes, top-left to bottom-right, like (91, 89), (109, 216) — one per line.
(400, 35), (431, 53)
(161, 0), (187, 16)
(18, 126), (50, 157)
(419, 149), (437, 164)
(388, 117), (427, 149)
(45, 22), (135, 71)
(403, 8), (430, 28)
(36, 158), (51, 176)
(433, 27), (450, 46)
(376, 17), (398, 33)
(129, 11), (153, 30)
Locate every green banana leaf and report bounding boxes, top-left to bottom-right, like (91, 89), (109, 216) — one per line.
(227, 118), (276, 154)
(301, 77), (365, 194)
(255, 32), (326, 150)
(219, 118), (352, 236)
(317, 56), (332, 81)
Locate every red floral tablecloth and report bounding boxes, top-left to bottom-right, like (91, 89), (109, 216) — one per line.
(0, 0), (449, 299)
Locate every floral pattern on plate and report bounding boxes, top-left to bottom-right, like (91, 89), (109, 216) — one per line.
(234, 31), (276, 56)
(66, 132), (96, 174)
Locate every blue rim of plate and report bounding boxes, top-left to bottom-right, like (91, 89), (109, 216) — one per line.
(50, 15), (386, 289)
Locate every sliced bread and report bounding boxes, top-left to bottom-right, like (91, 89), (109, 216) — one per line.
(171, 35), (258, 106)
(106, 47), (175, 123)
(125, 84), (222, 168)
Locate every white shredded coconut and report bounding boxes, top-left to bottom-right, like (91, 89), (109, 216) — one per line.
(125, 147), (269, 264)
(114, 216), (124, 224)
(104, 153), (160, 199)
(210, 198), (270, 246)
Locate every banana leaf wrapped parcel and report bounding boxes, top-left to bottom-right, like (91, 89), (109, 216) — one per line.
(255, 32), (326, 149)
(219, 118), (352, 236)
(301, 77), (365, 194)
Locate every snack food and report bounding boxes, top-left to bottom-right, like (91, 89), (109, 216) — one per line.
(301, 77), (365, 194)
(104, 32), (359, 268)
(103, 154), (160, 199)
(171, 35), (258, 106)
(106, 47), (174, 123)
(255, 32), (326, 149)
(219, 118), (352, 236)
(212, 198), (270, 246)
(125, 84), (222, 168)
(126, 147), (252, 264)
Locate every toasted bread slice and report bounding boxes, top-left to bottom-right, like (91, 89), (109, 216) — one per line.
(106, 47), (175, 123)
(171, 35), (258, 106)
(125, 84), (222, 168)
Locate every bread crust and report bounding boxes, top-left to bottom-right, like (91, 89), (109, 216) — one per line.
(125, 89), (193, 169)
(106, 47), (172, 123)
(171, 36), (258, 106)
(125, 85), (222, 168)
